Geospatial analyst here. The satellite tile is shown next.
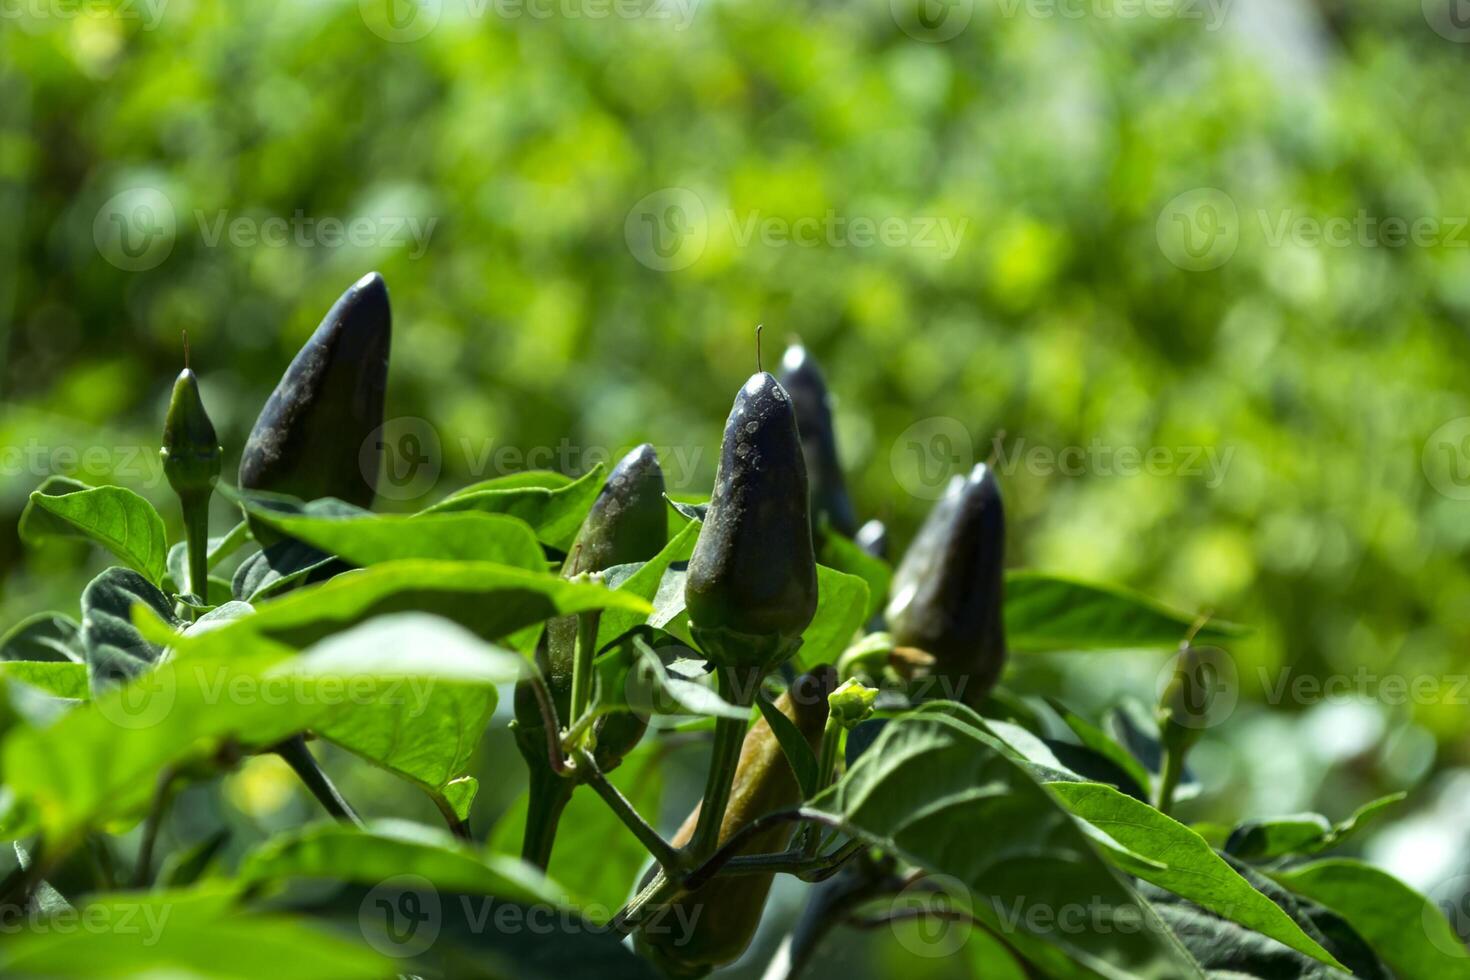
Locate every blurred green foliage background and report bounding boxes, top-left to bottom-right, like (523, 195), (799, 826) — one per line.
(3, 0), (1470, 968)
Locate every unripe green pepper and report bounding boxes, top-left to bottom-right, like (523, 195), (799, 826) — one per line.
(637, 665), (837, 977)
(160, 364), (223, 599)
(885, 463), (1006, 708)
(778, 343), (856, 538)
(238, 272), (390, 509)
(160, 368), (222, 500)
(512, 446), (667, 867)
(1157, 642), (1214, 756)
(686, 373), (818, 672)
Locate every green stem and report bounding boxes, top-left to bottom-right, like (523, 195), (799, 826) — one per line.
(803, 717), (844, 856)
(132, 767), (177, 887)
(86, 835), (117, 891)
(688, 665), (758, 860)
(1156, 744), (1184, 817)
(521, 763), (575, 870)
(430, 793), (473, 842)
(566, 611), (600, 740)
(183, 497), (211, 603)
(576, 749), (683, 874)
(275, 736), (364, 827)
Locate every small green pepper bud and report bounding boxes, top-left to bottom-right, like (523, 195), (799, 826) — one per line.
(686, 372), (818, 671)
(827, 678), (878, 729)
(779, 343), (856, 538)
(1157, 642), (1216, 755)
(160, 357), (223, 599)
(885, 463), (1006, 708)
(636, 665), (837, 976)
(239, 272), (391, 509)
(160, 367), (222, 500)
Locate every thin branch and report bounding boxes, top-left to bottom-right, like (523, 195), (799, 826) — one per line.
(132, 768), (177, 887)
(682, 809), (848, 891)
(274, 736), (364, 826)
(843, 906), (984, 931)
(525, 670), (570, 775)
(575, 749), (683, 874)
(429, 793), (473, 842)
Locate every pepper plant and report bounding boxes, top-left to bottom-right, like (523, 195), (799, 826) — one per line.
(0, 273), (1462, 979)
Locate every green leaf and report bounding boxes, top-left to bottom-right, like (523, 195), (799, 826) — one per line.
(208, 521), (250, 566)
(490, 742), (663, 918)
(21, 483), (169, 586)
(0, 613), (85, 663)
(794, 565), (870, 670)
(0, 889), (390, 979)
(1046, 698), (1154, 797)
(1, 640), (319, 841)
(594, 520), (699, 651)
(1004, 571), (1246, 653)
(2, 609), (533, 845)
(217, 560), (652, 650)
(79, 567), (180, 692)
(1272, 859), (1470, 979)
(1325, 794), (1407, 849)
(600, 636), (747, 720)
(1047, 781), (1344, 970)
(819, 530), (892, 622)
(1226, 814), (1334, 861)
(284, 614), (522, 820)
(807, 711), (1203, 979)
(241, 505), (545, 571)
(231, 539), (341, 602)
(1141, 873), (1386, 980)
(756, 687), (820, 797)
(452, 470), (573, 493)
(240, 820), (566, 908)
(1227, 794), (1408, 860)
(0, 661), (89, 699)
(965, 927), (1032, 979)
(422, 464), (606, 550)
